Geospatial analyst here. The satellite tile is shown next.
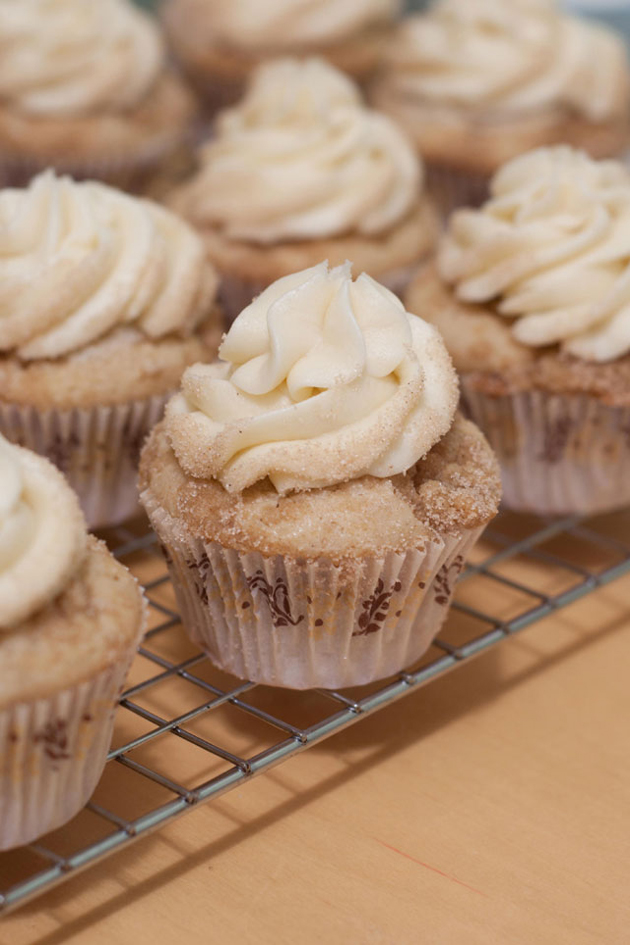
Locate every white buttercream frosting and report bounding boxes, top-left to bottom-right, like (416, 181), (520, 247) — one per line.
(179, 58), (421, 243)
(0, 435), (87, 629)
(0, 0), (164, 118)
(439, 146), (630, 363)
(0, 171), (217, 361)
(166, 262), (458, 493)
(183, 0), (400, 49)
(386, 0), (629, 122)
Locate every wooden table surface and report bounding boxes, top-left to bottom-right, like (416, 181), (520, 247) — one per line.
(1, 518), (630, 945)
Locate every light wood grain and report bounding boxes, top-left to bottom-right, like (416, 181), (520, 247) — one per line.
(1, 522), (629, 945)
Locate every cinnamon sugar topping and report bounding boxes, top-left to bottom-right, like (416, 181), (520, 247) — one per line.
(166, 262), (458, 493)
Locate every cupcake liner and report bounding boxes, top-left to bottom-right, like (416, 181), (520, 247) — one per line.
(174, 55), (378, 118)
(0, 134), (192, 193)
(219, 262), (425, 324)
(461, 379), (630, 515)
(425, 164), (491, 219)
(180, 73), (245, 120)
(143, 492), (484, 689)
(216, 274), (263, 324)
(379, 262), (422, 299)
(0, 394), (169, 529)
(0, 655), (134, 851)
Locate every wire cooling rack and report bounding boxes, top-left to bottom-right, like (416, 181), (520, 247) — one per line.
(1, 507), (629, 915)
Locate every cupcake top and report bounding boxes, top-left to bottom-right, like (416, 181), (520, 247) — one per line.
(0, 170), (219, 361)
(166, 261), (458, 493)
(383, 0), (629, 122)
(438, 146), (630, 363)
(173, 58), (421, 244)
(171, 0), (400, 51)
(0, 0), (164, 119)
(0, 434), (86, 629)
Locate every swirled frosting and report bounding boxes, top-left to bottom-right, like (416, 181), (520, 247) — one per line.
(166, 262), (458, 493)
(439, 147), (630, 363)
(178, 58), (421, 243)
(0, 0), (164, 118)
(0, 171), (218, 361)
(385, 0), (629, 122)
(183, 0), (400, 49)
(0, 435), (87, 629)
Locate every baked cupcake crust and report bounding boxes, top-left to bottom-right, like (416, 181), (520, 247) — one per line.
(0, 71), (196, 164)
(171, 198), (439, 286)
(0, 536), (144, 709)
(406, 264), (630, 406)
(405, 263), (534, 373)
(163, 2), (393, 86)
(370, 88), (630, 175)
(139, 413), (501, 560)
(0, 316), (223, 410)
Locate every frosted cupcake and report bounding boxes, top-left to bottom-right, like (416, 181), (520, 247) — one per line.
(168, 58), (438, 320)
(0, 0), (197, 189)
(162, 0), (402, 111)
(0, 171), (222, 529)
(406, 146), (630, 516)
(0, 436), (144, 850)
(139, 263), (501, 690)
(372, 0), (630, 214)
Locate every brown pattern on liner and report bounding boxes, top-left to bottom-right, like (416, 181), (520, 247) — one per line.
(34, 718), (71, 764)
(353, 579), (403, 637)
(433, 556), (465, 606)
(462, 380), (630, 515)
(47, 431), (81, 474)
(187, 551), (211, 606)
(0, 394), (169, 529)
(246, 570), (305, 628)
(145, 490), (485, 689)
(0, 660), (133, 851)
(538, 415), (573, 465)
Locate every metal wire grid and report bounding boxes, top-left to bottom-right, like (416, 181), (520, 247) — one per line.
(1, 509), (629, 916)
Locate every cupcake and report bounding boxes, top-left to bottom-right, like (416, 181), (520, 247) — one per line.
(162, 0), (402, 112)
(0, 170), (222, 529)
(372, 0), (630, 214)
(168, 57), (438, 321)
(139, 262), (501, 690)
(0, 0), (197, 189)
(0, 435), (144, 850)
(406, 146), (630, 516)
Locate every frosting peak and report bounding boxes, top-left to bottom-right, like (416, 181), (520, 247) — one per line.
(387, 0), (629, 122)
(0, 436), (87, 629)
(223, 57), (361, 123)
(0, 0), (164, 118)
(439, 147), (630, 363)
(166, 262), (458, 493)
(176, 58), (421, 243)
(0, 171), (217, 361)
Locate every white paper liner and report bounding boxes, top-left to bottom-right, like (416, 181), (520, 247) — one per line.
(425, 164), (491, 220)
(0, 394), (169, 529)
(0, 657), (133, 851)
(218, 262), (424, 325)
(143, 492), (484, 689)
(462, 380), (630, 515)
